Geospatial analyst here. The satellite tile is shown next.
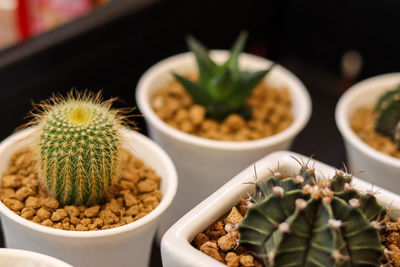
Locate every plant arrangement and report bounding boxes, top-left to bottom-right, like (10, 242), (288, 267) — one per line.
(0, 91), (163, 231)
(193, 159), (400, 266)
(150, 32), (293, 142)
(173, 31), (274, 121)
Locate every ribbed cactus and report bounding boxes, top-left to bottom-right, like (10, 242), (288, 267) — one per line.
(29, 91), (125, 206)
(239, 162), (386, 267)
(375, 85), (400, 142)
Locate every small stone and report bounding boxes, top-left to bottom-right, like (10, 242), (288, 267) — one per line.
(200, 242), (224, 263)
(42, 197), (59, 211)
(84, 205), (100, 218)
(189, 105), (206, 126)
(70, 216), (80, 225)
(217, 231), (239, 251)
(65, 206), (80, 217)
(225, 207), (243, 224)
(21, 207), (35, 219)
(36, 208), (51, 220)
(42, 219), (53, 227)
(225, 252), (240, 267)
(107, 199), (122, 216)
(93, 218), (104, 228)
(3, 199), (24, 211)
(193, 233), (209, 249)
(76, 224), (89, 231)
(15, 186), (34, 202)
(240, 254), (255, 267)
(25, 196), (40, 209)
(124, 192), (138, 206)
(126, 205), (140, 216)
(51, 209), (68, 222)
(1, 175), (22, 188)
(137, 179), (158, 193)
(224, 114), (246, 131)
(81, 218), (91, 226)
(122, 216), (134, 224)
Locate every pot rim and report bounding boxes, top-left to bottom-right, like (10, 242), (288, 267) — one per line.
(335, 72), (400, 168)
(0, 127), (178, 238)
(0, 248), (73, 266)
(160, 150), (400, 267)
(136, 50), (312, 151)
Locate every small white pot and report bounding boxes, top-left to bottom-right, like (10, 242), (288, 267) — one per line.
(136, 51), (312, 239)
(0, 127), (178, 267)
(160, 151), (400, 267)
(336, 73), (400, 194)
(0, 248), (72, 267)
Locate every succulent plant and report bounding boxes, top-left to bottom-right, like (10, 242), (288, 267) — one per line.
(174, 32), (274, 120)
(239, 161), (386, 266)
(28, 91), (128, 206)
(375, 85), (400, 142)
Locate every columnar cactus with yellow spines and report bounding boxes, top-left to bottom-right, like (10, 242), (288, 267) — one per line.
(239, 162), (386, 267)
(29, 91), (126, 206)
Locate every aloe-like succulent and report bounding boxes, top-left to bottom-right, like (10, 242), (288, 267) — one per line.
(375, 85), (400, 140)
(239, 161), (385, 266)
(174, 32), (274, 120)
(28, 91), (128, 206)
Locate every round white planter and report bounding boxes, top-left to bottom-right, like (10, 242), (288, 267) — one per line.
(136, 51), (312, 240)
(336, 73), (400, 194)
(0, 127), (177, 267)
(160, 151), (400, 267)
(0, 248), (72, 267)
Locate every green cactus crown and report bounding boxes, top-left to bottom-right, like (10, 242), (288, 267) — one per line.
(238, 159), (386, 267)
(27, 91), (132, 206)
(375, 85), (400, 149)
(174, 32), (274, 120)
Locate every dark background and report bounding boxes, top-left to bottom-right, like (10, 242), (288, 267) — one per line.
(0, 0), (399, 265)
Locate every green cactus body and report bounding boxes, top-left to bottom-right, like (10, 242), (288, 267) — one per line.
(32, 93), (122, 206)
(395, 121), (400, 148)
(375, 85), (400, 137)
(239, 166), (385, 267)
(174, 32), (274, 120)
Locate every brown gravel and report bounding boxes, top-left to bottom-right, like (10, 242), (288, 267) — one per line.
(151, 75), (293, 141)
(350, 106), (400, 158)
(192, 200), (263, 267)
(381, 217), (400, 266)
(0, 147), (162, 231)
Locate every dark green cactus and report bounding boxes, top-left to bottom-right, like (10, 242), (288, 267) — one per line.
(174, 32), (274, 120)
(239, 162), (386, 267)
(29, 91), (126, 206)
(375, 85), (400, 139)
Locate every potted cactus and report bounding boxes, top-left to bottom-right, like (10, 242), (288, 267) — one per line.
(336, 73), (400, 194)
(161, 151), (400, 267)
(0, 91), (178, 267)
(136, 33), (311, 239)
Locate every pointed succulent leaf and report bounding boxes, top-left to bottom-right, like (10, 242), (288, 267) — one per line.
(186, 35), (218, 88)
(208, 69), (236, 101)
(221, 31), (248, 81)
(226, 66), (274, 109)
(173, 73), (211, 106)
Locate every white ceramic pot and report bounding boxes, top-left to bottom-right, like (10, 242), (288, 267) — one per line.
(336, 73), (400, 194)
(0, 127), (177, 267)
(160, 150), (400, 267)
(0, 248), (73, 267)
(136, 51), (312, 239)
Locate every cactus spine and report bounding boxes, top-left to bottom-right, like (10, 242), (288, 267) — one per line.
(239, 162), (385, 267)
(375, 86), (400, 148)
(30, 91), (124, 206)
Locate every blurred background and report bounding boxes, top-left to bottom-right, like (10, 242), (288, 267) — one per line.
(0, 0), (399, 264)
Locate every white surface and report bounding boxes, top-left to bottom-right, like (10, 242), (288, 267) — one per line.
(0, 248), (72, 267)
(335, 73), (400, 194)
(0, 127), (177, 267)
(136, 51), (312, 240)
(160, 151), (400, 267)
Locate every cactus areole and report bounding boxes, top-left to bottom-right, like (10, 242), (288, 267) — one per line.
(238, 161), (386, 267)
(29, 92), (125, 206)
